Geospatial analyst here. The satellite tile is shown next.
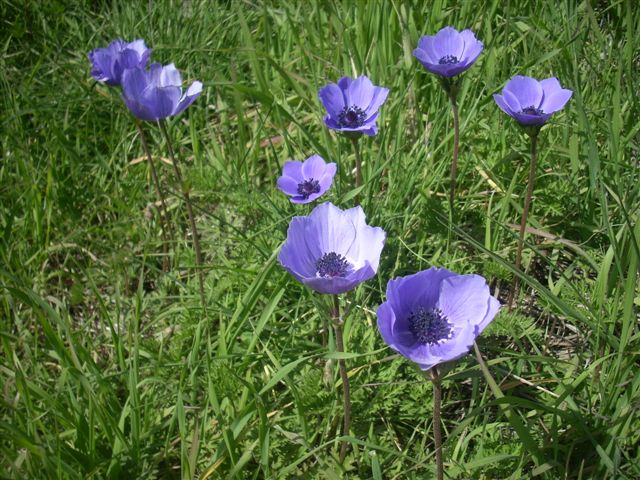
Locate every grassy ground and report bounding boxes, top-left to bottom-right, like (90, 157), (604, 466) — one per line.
(1, 0), (639, 478)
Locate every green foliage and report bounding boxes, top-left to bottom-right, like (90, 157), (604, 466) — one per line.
(1, 0), (639, 479)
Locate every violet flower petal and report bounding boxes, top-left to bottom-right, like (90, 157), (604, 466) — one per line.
(433, 26), (465, 60)
(318, 84), (346, 118)
(504, 76), (543, 109)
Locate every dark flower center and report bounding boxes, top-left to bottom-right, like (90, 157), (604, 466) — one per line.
(439, 55), (459, 65)
(407, 307), (453, 345)
(521, 105), (544, 116)
(315, 252), (352, 278)
(338, 105), (367, 128)
(296, 179), (321, 199)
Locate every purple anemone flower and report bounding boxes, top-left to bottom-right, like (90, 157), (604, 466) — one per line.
(121, 63), (203, 121)
(277, 155), (337, 204)
(377, 267), (500, 371)
(494, 76), (572, 126)
(88, 39), (151, 86)
(278, 202), (386, 294)
(413, 27), (483, 78)
(318, 76), (389, 136)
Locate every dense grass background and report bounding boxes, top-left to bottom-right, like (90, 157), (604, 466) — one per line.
(1, 0), (639, 478)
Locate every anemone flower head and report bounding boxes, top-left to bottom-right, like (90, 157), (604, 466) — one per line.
(494, 76), (572, 126)
(278, 202), (386, 294)
(377, 267), (500, 371)
(277, 155), (337, 204)
(413, 27), (483, 78)
(318, 76), (389, 137)
(121, 63), (203, 121)
(88, 39), (151, 86)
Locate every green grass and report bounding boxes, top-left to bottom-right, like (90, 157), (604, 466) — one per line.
(1, 0), (639, 478)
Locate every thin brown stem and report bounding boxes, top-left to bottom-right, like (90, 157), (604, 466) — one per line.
(349, 136), (363, 204)
(331, 295), (351, 463)
(508, 133), (539, 310)
(158, 120), (206, 308)
(428, 367), (444, 480)
(136, 122), (173, 272)
(449, 93), (460, 216)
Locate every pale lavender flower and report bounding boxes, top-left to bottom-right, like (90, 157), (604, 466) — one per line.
(278, 202), (385, 294)
(494, 76), (572, 126)
(318, 76), (389, 136)
(377, 267), (500, 371)
(413, 27), (483, 78)
(88, 39), (151, 86)
(121, 63), (202, 121)
(277, 155), (337, 204)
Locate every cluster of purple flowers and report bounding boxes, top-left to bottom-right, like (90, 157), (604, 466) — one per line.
(412, 26), (572, 128)
(273, 26), (572, 370)
(278, 200), (500, 370)
(89, 22), (572, 373)
(89, 39), (202, 120)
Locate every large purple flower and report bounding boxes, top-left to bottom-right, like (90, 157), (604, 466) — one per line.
(277, 155), (337, 204)
(377, 267), (500, 371)
(121, 63), (203, 121)
(494, 76), (572, 126)
(318, 76), (389, 136)
(278, 202), (386, 294)
(413, 27), (483, 78)
(88, 39), (151, 86)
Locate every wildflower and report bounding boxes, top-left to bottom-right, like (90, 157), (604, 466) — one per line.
(377, 267), (500, 371)
(278, 202), (385, 294)
(413, 27), (483, 78)
(277, 155), (337, 204)
(494, 75), (572, 126)
(318, 76), (389, 136)
(121, 63), (202, 121)
(88, 39), (151, 86)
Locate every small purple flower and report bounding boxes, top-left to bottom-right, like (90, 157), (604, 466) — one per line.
(278, 202), (386, 294)
(318, 76), (389, 136)
(121, 63), (203, 121)
(377, 267), (500, 371)
(277, 155), (337, 204)
(88, 39), (151, 86)
(413, 27), (483, 78)
(494, 76), (572, 126)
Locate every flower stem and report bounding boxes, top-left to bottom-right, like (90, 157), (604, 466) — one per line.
(448, 92), (460, 218)
(508, 133), (539, 310)
(349, 135), (363, 204)
(331, 294), (351, 463)
(158, 120), (206, 308)
(136, 122), (174, 272)
(428, 367), (444, 480)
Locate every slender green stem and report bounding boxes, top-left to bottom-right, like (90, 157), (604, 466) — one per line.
(508, 133), (539, 310)
(448, 92), (460, 217)
(136, 122), (174, 272)
(331, 294), (351, 463)
(427, 367), (444, 480)
(349, 135), (363, 204)
(158, 120), (206, 308)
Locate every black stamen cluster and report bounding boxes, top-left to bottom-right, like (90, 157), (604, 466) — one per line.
(297, 179), (321, 199)
(338, 105), (367, 128)
(439, 54), (459, 65)
(408, 307), (453, 345)
(521, 105), (544, 116)
(315, 252), (351, 278)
